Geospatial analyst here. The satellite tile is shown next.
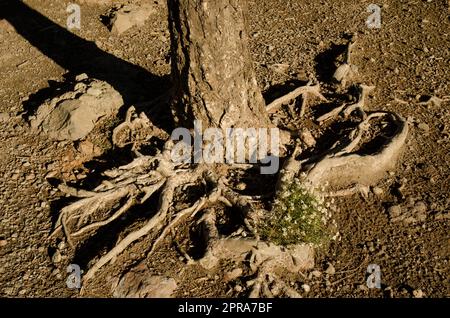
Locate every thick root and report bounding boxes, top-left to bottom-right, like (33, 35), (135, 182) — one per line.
(266, 81), (327, 115)
(305, 111), (409, 189)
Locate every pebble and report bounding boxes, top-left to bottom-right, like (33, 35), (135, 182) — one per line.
(388, 205), (402, 218)
(417, 123), (430, 132)
(0, 239), (7, 247)
(52, 250), (62, 264)
(372, 187), (384, 196)
(325, 263), (336, 275)
(0, 112), (11, 122)
(234, 285), (243, 292)
(223, 268), (243, 282)
(311, 270), (322, 278)
(57, 241), (66, 250)
(301, 284), (311, 293)
(413, 289), (424, 298)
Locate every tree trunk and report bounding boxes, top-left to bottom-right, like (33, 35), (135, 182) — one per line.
(168, 0), (270, 129)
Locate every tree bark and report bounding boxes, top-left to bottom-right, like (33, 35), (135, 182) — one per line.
(168, 0), (270, 129)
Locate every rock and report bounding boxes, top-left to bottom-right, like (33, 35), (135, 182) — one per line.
(0, 239), (7, 247)
(417, 122), (430, 132)
(333, 63), (351, 83)
(0, 112), (11, 122)
(30, 78), (123, 141)
(388, 205), (402, 218)
(413, 289), (424, 298)
(51, 250), (62, 264)
(301, 284), (311, 293)
(223, 268), (243, 282)
(113, 270), (177, 298)
(75, 73), (89, 81)
(77, 140), (103, 158)
(325, 263), (336, 275)
(411, 201), (427, 222)
(234, 285), (243, 292)
(311, 270), (322, 278)
(372, 187), (384, 196)
(57, 241), (66, 250)
(106, 4), (157, 35)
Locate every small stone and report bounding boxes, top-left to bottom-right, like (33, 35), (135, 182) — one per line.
(0, 112), (11, 122)
(0, 239), (7, 247)
(235, 183), (246, 191)
(107, 4), (157, 35)
(388, 205), (402, 218)
(301, 284), (311, 293)
(113, 271), (177, 298)
(413, 289), (424, 298)
(75, 73), (89, 81)
(74, 83), (87, 91)
(372, 187), (384, 196)
(325, 263), (336, 275)
(311, 270), (322, 278)
(417, 123), (430, 132)
(413, 201), (427, 214)
(52, 250), (62, 264)
(234, 285), (243, 292)
(57, 241), (66, 250)
(223, 268), (243, 282)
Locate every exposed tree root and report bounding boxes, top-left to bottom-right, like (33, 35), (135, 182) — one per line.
(333, 34), (357, 88)
(317, 84), (374, 123)
(112, 106), (169, 150)
(266, 81), (328, 115)
(49, 77), (409, 297)
(305, 111), (409, 189)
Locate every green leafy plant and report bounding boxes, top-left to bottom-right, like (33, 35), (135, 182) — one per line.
(260, 180), (332, 246)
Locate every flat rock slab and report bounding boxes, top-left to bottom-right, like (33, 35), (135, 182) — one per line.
(105, 4), (157, 35)
(30, 75), (123, 141)
(113, 270), (177, 298)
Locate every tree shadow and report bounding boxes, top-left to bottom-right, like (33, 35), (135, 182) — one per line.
(1, 0), (173, 131)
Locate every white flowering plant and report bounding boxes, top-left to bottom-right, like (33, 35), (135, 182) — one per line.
(259, 179), (333, 246)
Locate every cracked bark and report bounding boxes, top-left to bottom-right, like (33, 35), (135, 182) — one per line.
(168, 0), (270, 129)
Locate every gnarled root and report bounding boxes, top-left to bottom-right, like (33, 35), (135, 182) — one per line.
(266, 81), (328, 116)
(305, 111), (409, 189)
